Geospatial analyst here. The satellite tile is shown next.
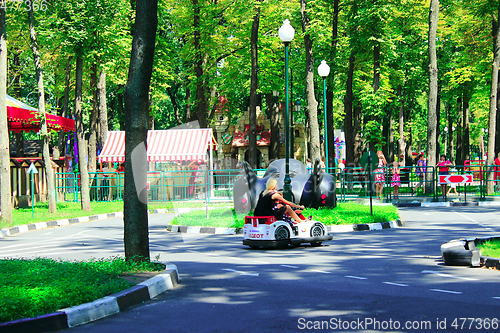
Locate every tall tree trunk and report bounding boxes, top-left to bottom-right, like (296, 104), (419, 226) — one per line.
(496, 72), (500, 155)
(184, 80), (192, 123)
(373, 44), (380, 93)
(382, 113), (389, 159)
(463, 90), (470, 162)
(344, 51), (355, 167)
(98, 69), (108, 149)
(193, 0), (207, 128)
(123, 0), (157, 262)
(301, 0), (320, 162)
(455, 96), (463, 164)
(397, 85), (406, 165)
(436, 95), (441, 162)
(405, 99), (414, 166)
(0, 7), (11, 224)
(447, 105), (454, 163)
(208, 84), (218, 122)
(75, 57), (91, 211)
(12, 50), (24, 158)
(427, 0), (439, 192)
(487, 4), (500, 194)
(117, 90), (125, 130)
(326, 0), (339, 167)
(28, 8), (56, 213)
(166, 85), (181, 125)
(248, 3), (260, 168)
(58, 56), (72, 155)
(15, 132), (23, 157)
(389, 115), (395, 162)
(267, 92), (280, 161)
(88, 63), (98, 172)
(353, 104), (363, 165)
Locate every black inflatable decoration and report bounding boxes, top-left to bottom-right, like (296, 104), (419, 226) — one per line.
(233, 158), (336, 213)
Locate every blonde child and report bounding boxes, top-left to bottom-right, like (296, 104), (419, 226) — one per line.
(391, 160), (401, 199)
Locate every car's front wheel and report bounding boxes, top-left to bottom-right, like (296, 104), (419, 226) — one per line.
(310, 223), (326, 237)
(274, 225), (290, 240)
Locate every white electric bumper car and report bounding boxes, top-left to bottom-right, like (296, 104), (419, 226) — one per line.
(242, 216), (333, 249)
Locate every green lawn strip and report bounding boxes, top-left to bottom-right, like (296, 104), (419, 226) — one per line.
(0, 257), (165, 323)
(169, 202), (400, 228)
(1, 201), (231, 229)
(476, 238), (500, 258)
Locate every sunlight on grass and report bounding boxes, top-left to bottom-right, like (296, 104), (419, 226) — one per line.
(170, 202), (400, 228)
(477, 238), (500, 258)
(0, 257), (164, 323)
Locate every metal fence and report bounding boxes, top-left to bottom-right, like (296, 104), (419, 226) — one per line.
(55, 163), (500, 203)
(55, 168), (244, 203)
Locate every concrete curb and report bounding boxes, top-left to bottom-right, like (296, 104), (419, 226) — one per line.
(0, 264), (180, 333)
(395, 201), (500, 208)
(0, 206), (233, 239)
(166, 219), (404, 235)
(0, 212), (124, 239)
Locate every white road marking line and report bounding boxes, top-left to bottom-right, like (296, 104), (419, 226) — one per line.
(228, 257), (243, 260)
(430, 289), (462, 295)
(493, 297), (500, 300)
(311, 270), (331, 274)
(281, 264), (299, 269)
(421, 270), (478, 281)
(383, 282), (409, 287)
(454, 211), (476, 222)
(206, 253), (219, 256)
(253, 260), (269, 264)
(345, 275), (367, 280)
(222, 268), (259, 276)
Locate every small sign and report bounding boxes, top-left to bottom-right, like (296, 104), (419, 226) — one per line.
(26, 163), (38, 174)
(439, 174), (473, 184)
(146, 181), (150, 191)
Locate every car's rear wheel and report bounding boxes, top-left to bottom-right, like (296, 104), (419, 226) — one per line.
(274, 225), (290, 240)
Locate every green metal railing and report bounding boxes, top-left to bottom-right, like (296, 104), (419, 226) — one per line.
(55, 163), (500, 204)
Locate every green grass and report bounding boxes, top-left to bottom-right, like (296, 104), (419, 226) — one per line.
(303, 202), (400, 225)
(169, 202), (400, 228)
(477, 238), (500, 258)
(0, 256), (165, 323)
(1, 200), (232, 229)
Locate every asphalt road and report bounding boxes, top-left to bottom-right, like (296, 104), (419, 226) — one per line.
(1, 206), (500, 332)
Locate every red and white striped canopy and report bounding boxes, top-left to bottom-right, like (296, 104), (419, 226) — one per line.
(98, 129), (215, 163)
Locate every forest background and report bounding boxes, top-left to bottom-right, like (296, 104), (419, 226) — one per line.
(3, 0), (500, 202)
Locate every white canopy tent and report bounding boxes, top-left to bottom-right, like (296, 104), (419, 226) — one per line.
(98, 129), (216, 175)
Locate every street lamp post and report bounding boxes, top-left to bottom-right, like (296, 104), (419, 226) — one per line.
(279, 19), (295, 200)
(318, 60), (330, 173)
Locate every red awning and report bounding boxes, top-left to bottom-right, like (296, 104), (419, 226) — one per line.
(6, 95), (75, 133)
(98, 129), (216, 163)
(231, 131), (271, 147)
